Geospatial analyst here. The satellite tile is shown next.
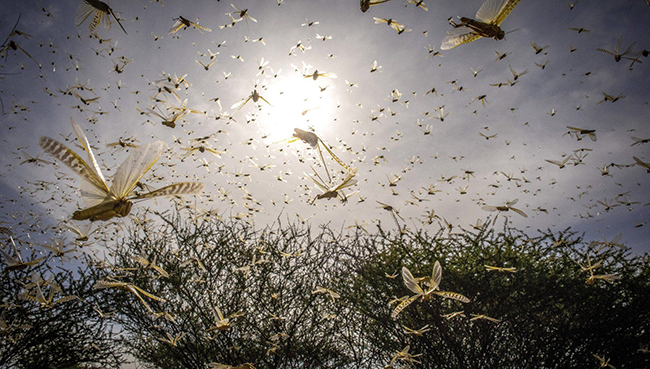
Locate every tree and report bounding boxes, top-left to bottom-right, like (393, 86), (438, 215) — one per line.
(87, 209), (357, 368)
(0, 232), (124, 369)
(83, 209), (650, 368)
(337, 224), (650, 368)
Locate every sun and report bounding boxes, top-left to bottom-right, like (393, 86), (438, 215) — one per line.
(257, 73), (339, 144)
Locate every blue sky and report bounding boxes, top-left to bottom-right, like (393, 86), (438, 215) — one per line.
(1, 0), (649, 253)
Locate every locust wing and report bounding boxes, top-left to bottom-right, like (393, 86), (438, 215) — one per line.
(39, 135), (112, 207)
(94, 280), (166, 313)
(189, 20), (212, 33)
(110, 141), (165, 199)
(433, 290), (471, 303)
(75, 1), (96, 27)
(429, 261), (442, 292)
(587, 132), (597, 142)
(89, 11), (103, 33)
(70, 119), (114, 205)
(509, 207), (528, 218)
(391, 294), (420, 318)
(169, 19), (185, 34)
(476, 0), (520, 25)
(70, 120), (109, 186)
(131, 182), (204, 200)
(633, 156), (650, 170)
(99, 8), (113, 31)
(402, 267), (425, 295)
(441, 27), (482, 50)
(230, 96), (252, 112)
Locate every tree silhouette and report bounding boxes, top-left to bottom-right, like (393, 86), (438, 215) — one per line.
(338, 224), (650, 368)
(80, 210), (650, 368)
(87, 209), (357, 368)
(0, 232), (124, 369)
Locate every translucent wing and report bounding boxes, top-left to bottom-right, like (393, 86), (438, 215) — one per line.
(131, 181), (204, 200)
(482, 205), (499, 212)
(476, 0), (520, 25)
(53, 295), (79, 305)
(71, 120), (109, 189)
(168, 19), (184, 34)
(633, 156), (646, 166)
(493, 0), (520, 25)
(38, 136), (111, 206)
(609, 233), (623, 245)
(430, 261), (442, 291)
(1, 248), (20, 268)
(507, 198), (519, 206)
(192, 22), (212, 32)
(89, 10), (103, 33)
(402, 267), (425, 295)
(509, 207), (528, 218)
(62, 221), (94, 239)
(335, 176), (358, 191)
(231, 96), (251, 112)
(433, 290), (470, 303)
(75, 1), (95, 27)
(100, 8), (112, 31)
(335, 167), (358, 189)
(80, 179), (114, 206)
(476, 0), (505, 23)
(391, 294), (420, 318)
(441, 27), (481, 50)
(215, 305), (225, 320)
(110, 141), (165, 199)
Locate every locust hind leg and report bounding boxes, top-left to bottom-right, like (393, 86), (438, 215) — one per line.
(448, 17), (466, 28)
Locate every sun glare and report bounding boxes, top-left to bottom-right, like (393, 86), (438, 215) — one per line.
(260, 73), (339, 143)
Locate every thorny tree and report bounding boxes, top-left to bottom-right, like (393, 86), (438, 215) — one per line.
(0, 231), (124, 369)
(87, 209), (358, 368)
(336, 223), (650, 368)
(87, 210), (650, 368)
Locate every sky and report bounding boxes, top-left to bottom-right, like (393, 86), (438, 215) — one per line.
(1, 0), (649, 254)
